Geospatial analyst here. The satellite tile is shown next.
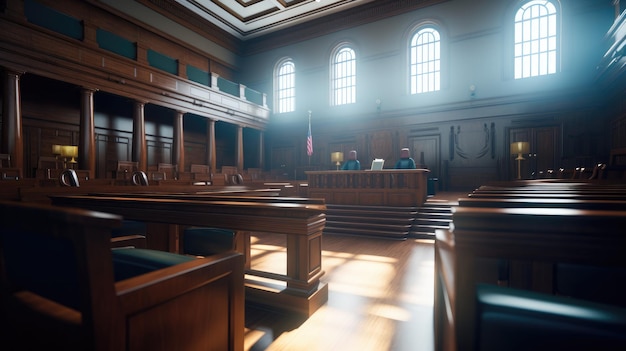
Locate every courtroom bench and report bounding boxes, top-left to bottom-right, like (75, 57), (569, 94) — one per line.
(17, 183), (282, 204)
(48, 192), (329, 317)
(434, 204), (626, 351)
(0, 200), (244, 351)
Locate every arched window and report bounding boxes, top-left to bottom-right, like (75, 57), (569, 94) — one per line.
(331, 46), (356, 106)
(410, 27), (441, 94)
(514, 1), (558, 79)
(274, 59), (295, 113)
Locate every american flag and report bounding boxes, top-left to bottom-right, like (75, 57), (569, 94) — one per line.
(307, 119), (313, 156)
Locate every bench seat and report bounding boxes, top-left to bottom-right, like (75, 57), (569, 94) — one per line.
(476, 284), (626, 351)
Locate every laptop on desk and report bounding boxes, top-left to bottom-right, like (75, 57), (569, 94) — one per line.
(370, 159), (384, 170)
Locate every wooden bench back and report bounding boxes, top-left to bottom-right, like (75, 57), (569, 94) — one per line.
(0, 200), (245, 351)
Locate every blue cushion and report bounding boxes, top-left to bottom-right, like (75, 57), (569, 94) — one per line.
(112, 248), (195, 281)
(476, 284), (626, 351)
(183, 227), (235, 256)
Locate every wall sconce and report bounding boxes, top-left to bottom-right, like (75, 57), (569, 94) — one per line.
(469, 84), (476, 98)
(60, 145), (78, 169)
(511, 141), (530, 179)
(331, 152), (344, 171)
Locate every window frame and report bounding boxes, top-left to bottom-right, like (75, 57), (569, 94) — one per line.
(273, 57), (296, 114)
(512, 0), (561, 80)
(330, 43), (357, 106)
(409, 25), (442, 95)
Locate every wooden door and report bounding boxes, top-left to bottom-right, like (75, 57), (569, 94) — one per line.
(409, 135), (440, 179)
(509, 126), (560, 179)
(271, 146), (295, 179)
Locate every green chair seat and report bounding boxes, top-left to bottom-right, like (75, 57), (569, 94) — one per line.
(112, 247), (196, 281)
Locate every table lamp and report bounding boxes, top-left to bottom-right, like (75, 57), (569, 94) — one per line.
(331, 152), (343, 171)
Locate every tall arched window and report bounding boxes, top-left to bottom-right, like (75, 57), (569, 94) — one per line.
(274, 59), (295, 113)
(410, 27), (441, 94)
(331, 46), (356, 106)
(514, 1), (558, 79)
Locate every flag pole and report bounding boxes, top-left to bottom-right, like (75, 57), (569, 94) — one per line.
(307, 110), (312, 166)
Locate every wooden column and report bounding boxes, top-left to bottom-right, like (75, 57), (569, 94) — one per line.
(132, 101), (147, 171)
(258, 131), (265, 170)
(236, 125), (243, 172)
(1, 69), (23, 174)
(79, 87), (97, 177)
(207, 119), (216, 172)
(173, 110), (185, 175)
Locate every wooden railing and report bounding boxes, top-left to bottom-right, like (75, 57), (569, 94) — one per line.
(305, 169), (430, 207)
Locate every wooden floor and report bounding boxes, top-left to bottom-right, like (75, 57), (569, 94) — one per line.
(242, 193), (468, 351)
(245, 234), (435, 351)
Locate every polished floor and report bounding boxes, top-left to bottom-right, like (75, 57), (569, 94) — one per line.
(242, 193), (467, 351)
(244, 234), (436, 351)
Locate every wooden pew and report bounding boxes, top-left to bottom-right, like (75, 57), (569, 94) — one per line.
(435, 206), (626, 351)
(0, 178), (38, 201)
(49, 193), (329, 317)
(435, 182), (626, 351)
(0, 200), (244, 351)
(18, 183), (281, 204)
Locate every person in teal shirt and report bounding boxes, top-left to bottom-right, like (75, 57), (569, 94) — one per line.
(341, 150), (361, 170)
(395, 148), (416, 169)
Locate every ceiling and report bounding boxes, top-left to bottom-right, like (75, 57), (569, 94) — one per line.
(170, 0), (377, 40)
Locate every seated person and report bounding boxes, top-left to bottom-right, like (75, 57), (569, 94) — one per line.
(341, 150), (361, 170)
(394, 148), (417, 169)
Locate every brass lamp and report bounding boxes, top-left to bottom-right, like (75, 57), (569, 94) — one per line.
(331, 152), (344, 171)
(61, 145), (78, 169)
(511, 141), (530, 179)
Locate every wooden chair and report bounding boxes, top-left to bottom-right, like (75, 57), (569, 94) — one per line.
(0, 200), (245, 351)
(157, 163), (177, 180)
(115, 161), (138, 180)
(0, 153), (21, 180)
(36, 156), (59, 179)
(190, 164), (212, 184)
(0, 153), (11, 168)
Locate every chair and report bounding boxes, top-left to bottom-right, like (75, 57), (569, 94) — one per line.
(35, 156), (59, 179)
(115, 161), (138, 180)
(0, 153), (11, 168)
(157, 163), (177, 180)
(149, 171), (167, 181)
(190, 164), (212, 184)
(0, 200), (244, 351)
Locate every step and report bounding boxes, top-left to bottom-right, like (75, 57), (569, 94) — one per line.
(324, 226), (409, 240)
(326, 215), (415, 224)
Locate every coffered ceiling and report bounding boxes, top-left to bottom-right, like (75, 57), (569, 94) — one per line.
(171, 0), (376, 40)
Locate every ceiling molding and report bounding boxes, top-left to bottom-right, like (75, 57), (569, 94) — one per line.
(244, 0), (449, 55)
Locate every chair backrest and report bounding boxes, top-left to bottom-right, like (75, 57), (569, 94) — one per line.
(221, 165), (238, 175)
(38, 156), (58, 170)
(157, 163), (176, 179)
(0, 200), (123, 350)
(0, 153), (11, 168)
(191, 164), (210, 174)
